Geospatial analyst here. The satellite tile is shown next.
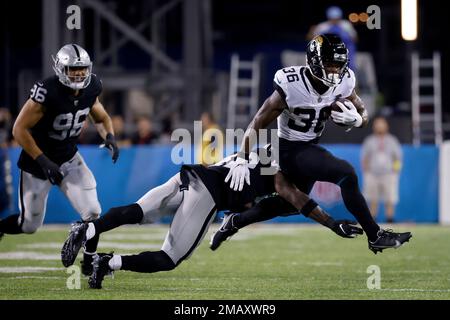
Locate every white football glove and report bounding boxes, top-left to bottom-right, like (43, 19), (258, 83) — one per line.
(224, 155), (250, 191)
(331, 100), (363, 128)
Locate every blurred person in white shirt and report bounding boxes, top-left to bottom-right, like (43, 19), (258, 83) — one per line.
(361, 117), (402, 223)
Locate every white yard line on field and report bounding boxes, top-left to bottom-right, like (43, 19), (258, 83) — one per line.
(0, 267), (64, 273)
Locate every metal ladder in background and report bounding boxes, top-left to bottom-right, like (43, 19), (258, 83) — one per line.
(411, 52), (442, 145)
(227, 54), (261, 129)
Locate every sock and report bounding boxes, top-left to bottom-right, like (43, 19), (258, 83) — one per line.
(93, 203), (144, 234)
(84, 233), (99, 255)
(108, 255), (122, 271)
(83, 251), (95, 265)
(0, 214), (23, 234)
(121, 250), (175, 273)
(339, 175), (380, 241)
(86, 223), (96, 241)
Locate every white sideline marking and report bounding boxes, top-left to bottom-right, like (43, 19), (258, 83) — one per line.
(102, 234), (167, 240)
(12, 276), (65, 279)
(357, 288), (450, 293)
(98, 242), (161, 250)
(0, 267), (64, 273)
(308, 261), (343, 267)
(19, 242), (161, 250)
(0, 252), (60, 260)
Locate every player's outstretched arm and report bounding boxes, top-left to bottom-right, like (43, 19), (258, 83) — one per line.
(240, 90), (286, 155)
(13, 99), (64, 185)
(225, 90), (286, 191)
(90, 98), (119, 163)
(12, 99), (45, 159)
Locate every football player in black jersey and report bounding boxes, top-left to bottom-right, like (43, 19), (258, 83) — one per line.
(0, 44), (119, 275)
(60, 147), (362, 289)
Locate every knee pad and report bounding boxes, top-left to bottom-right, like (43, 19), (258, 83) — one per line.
(80, 202), (101, 222)
(20, 217), (42, 234)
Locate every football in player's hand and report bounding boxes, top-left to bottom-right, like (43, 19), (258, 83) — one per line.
(330, 98), (350, 127)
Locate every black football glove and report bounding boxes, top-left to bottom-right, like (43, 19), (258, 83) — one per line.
(331, 220), (364, 238)
(103, 133), (119, 163)
(35, 154), (64, 185)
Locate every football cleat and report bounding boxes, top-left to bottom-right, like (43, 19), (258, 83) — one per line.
(209, 213), (239, 251)
(0, 231), (4, 242)
(61, 222), (88, 267)
(88, 252), (114, 289)
(368, 229), (412, 254)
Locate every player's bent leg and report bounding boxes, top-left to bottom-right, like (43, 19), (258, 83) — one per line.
(210, 196), (296, 251)
(137, 173), (184, 223)
(16, 171), (51, 234)
(161, 175), (217, 266)
(89, 174), (217, 289)
(61, 203), (144, 268)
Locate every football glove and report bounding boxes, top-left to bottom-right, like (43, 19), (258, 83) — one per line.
(331, 100), (363, 128)
(224, 154), (250, 191)
(35, 154), (64, 185)
(102, 133), (119, 164)
(331, 220), (364, 238)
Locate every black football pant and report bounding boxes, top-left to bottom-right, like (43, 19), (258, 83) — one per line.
(278, 138), (380, 241)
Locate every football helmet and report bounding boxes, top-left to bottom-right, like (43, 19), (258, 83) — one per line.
(306, 34), (349, 87)
(52, 44), (92, 90)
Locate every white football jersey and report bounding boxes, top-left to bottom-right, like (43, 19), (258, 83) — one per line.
(274, 66), (356, 141)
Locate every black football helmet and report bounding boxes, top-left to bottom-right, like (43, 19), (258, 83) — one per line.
(306, 34), (349, 87)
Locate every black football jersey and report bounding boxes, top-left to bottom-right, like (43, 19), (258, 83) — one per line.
(18, 74), (102, 179)
(182, 151), (277, 212)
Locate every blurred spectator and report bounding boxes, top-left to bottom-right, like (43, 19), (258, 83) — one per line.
(307, 6), (358, 71)
(361, 117), (402, 223)
(78, 119), (103, 145)
(157, 117), (174, 144)
(111, 115), (131, 147)
(197, 111), (223, 165)
(0, 108), (13, 147)
(131, 116), (159, 144)
(0, 108), (13, 214)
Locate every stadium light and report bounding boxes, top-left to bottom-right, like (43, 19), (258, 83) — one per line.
(401, 0), (418, 41)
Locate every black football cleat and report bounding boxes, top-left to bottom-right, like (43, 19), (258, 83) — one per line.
(209, 213), (239, 251)
(88, 252), (114, 289)
(368, 229), (412, 254)
(61, 222), (88, 267)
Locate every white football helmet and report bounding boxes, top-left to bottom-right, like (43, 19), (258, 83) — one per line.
(52, 44), (92, 90)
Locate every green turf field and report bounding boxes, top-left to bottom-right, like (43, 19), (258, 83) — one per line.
(0, 224), (449, 299)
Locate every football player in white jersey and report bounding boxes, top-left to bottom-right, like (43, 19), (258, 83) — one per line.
(224, 34), (411, 254)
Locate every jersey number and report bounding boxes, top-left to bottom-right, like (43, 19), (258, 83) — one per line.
(287, 107), (331, 133)
(30, 84), (47, 103)
(49, 108), (90, 141)
(282, 67), (300, 83)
